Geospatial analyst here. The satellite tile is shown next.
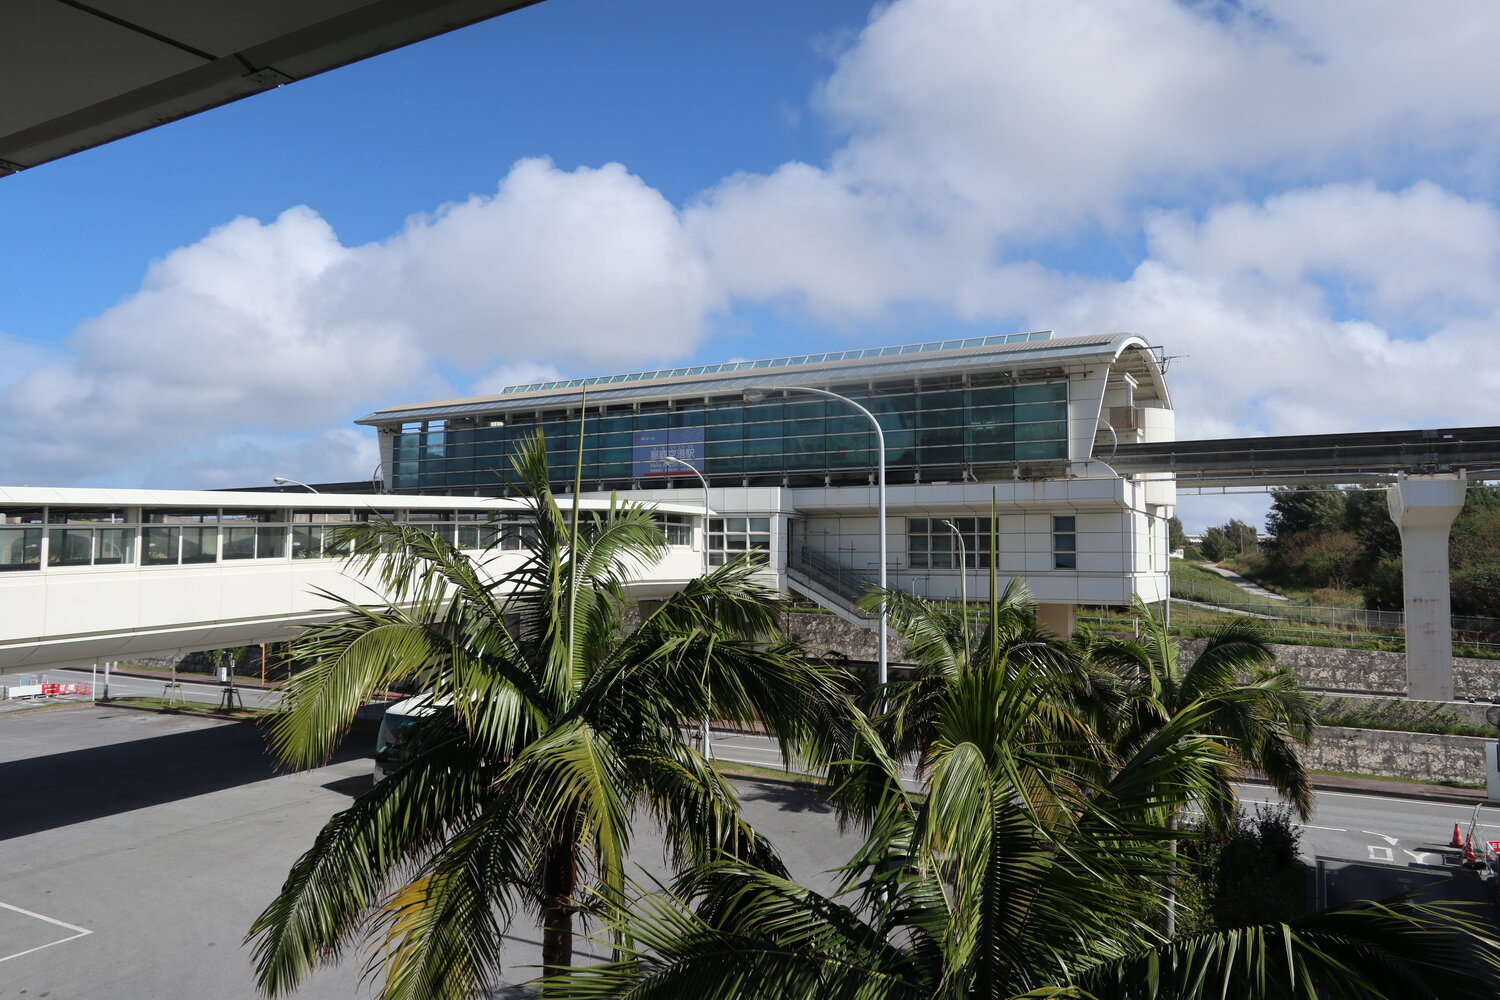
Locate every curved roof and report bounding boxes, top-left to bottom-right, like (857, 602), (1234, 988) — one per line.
(358, 331), (1166, 425)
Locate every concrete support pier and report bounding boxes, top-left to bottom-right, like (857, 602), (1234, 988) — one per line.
(1387, 473), (1466, 701)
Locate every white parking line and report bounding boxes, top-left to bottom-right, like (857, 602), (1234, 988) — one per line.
(0, 900), (93, 963)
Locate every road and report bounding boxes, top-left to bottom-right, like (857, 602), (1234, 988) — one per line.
(710, 730), (1500, 868)
(36, 666), (283, 711)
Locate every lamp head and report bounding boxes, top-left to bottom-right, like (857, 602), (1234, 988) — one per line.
(272, 477), (291, 486)
(742, 387), (769, 402)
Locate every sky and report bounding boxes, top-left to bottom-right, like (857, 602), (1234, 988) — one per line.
(3, 0), (1500, 532)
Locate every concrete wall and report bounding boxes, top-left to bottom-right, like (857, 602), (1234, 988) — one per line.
(1306, 725), (1487, 786)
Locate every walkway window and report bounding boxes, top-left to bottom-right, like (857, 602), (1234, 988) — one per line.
(291, 510), (358, 559)
(143, 510), (218, 565)
(222, 509), (287, 560)
(1053, 516), (1076, 570)
(656, 513), (692, 545)
(0, 509), (43, 571)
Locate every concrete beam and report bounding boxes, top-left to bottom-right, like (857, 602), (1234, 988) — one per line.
(1386, 474), (1466, 701)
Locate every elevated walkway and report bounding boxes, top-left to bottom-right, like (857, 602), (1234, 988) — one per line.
(0, 488), (702, 672)
(1112, 425), (1500, 488)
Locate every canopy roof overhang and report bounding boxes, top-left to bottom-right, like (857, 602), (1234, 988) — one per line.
(0, 0), (543, 176)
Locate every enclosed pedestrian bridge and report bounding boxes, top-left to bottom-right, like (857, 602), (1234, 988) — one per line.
(0, 488), (704, 672)
(1109, 425), (1500, 489)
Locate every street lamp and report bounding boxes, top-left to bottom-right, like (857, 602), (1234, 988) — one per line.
(942, 519), (969, 665)
(744, 384), (889, 687)
(271, 477), (319, 493)
(664, 454), (714, 759)
(663, 456), (711, 578)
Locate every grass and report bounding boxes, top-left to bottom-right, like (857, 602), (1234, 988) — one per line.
(1314, 696), (1494, 738)
(1309, 768), (1485, 791)
(107, 695), (272, 720)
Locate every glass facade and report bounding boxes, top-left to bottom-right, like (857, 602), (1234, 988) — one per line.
(390, 377), (1070, 492)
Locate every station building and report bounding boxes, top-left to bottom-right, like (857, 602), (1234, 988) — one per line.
(359, 331), (1177, 633)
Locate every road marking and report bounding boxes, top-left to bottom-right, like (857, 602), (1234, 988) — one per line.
(0, 900), (93, 963)
(1368, 846), (1394, 862)
(1300, 824), (1347, 833)
(1403, 850), (1436, 864)
(1361, 830), (1399, 845)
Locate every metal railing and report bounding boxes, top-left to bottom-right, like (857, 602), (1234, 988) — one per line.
(788, 544), (879, 618)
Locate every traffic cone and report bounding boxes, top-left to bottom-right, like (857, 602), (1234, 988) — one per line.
(1464, 835), (1480, 864)
(1452, 824), (1464, 848)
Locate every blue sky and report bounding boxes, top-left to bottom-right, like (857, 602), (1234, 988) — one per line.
(3, 0), (1499, 531)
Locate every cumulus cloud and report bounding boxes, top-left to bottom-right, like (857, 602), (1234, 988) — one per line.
(693, 0), (1500, 318)
(0, 159), (714, 486)
(1052, 181), (1500, 438)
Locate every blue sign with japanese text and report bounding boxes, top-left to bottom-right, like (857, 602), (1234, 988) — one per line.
(633, 427), (705, 478)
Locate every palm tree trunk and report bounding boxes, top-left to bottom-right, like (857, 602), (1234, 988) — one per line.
(1163, 811), (1178, 939)
(541, 829), (579, 983)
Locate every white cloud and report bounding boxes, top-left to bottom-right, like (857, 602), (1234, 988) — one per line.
(1051, 182), (1500, 439)
(468, 361), (566, 397)
(0, 159), (714, 487)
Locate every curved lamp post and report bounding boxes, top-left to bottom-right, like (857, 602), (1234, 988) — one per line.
(664, 454), (714, 759)
(942, 519), (969, 666)
(271, 477), (319, 493)
(743, 385), (888, 687)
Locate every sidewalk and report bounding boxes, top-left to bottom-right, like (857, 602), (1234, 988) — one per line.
(1202, 562), (1291, 602)
(1303, 772), (1489, 806)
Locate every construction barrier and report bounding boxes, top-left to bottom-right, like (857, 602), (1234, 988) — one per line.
(3, 681), (90, 700)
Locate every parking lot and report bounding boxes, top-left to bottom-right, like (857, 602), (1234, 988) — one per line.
(0, 705), (862, 998)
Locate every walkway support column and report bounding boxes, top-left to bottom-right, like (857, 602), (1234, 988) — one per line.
(1387, 473), (1466, 702)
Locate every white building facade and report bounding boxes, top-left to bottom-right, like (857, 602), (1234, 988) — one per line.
(362, 332), (1176, 634)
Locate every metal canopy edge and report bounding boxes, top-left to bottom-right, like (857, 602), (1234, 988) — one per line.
(0, 0), (545, 175)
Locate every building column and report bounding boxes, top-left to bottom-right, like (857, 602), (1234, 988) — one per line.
(1386, 474), (1466, 702)
(1035, 602), (1077, 638)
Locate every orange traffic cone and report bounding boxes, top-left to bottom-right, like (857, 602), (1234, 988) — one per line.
(1452, 824), (1465, 848)
(1464, 835), (1480, 864)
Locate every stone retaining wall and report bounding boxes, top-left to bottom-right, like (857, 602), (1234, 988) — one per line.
(1306, 725), (1488, 786)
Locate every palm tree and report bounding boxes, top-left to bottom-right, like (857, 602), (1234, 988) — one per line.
(555, 658), (1500, 1000)
(245, 432), (852, 998)
(1082, 599), (1316, 935)
(829, 578), (1116, 829)
(1085, 598), (1315, 817)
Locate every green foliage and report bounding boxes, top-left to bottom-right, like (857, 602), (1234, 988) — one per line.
(1257, 484), (1500, 617)
(1200, 525), (1231, 561)
(1168, 515), (1186, 551)
(1267, 487), (1346, 539)
(556, 595), (1500, 1000)
(1179, 805), (1307, 935)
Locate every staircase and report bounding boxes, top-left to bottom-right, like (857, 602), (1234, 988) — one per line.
(786, 544), (879, 626)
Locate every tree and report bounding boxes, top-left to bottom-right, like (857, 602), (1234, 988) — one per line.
(1266, 487), (1346, 541)
(246, 432), (851, 998)
(558, 650), (1500, 1000)
(1168, 515), (1186, 553)
(1081, 599), (1315, 936)
(1223, 518), (1258, 556)
(1199, 526), (1231, 562)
